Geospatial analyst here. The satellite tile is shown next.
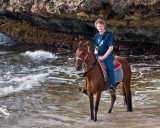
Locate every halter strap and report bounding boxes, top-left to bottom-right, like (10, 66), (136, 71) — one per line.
(76, 57), (83, 61)
(76, 53), (89, 62)
(85, 59), (97, 74)
(76, 46), (97, 77)
(84, 54), (89, 61)
(77, 51), (97, 77)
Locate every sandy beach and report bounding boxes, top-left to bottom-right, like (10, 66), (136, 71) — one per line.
(0, 84), (160, 128)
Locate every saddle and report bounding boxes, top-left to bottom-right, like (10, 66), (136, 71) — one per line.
(98, 59), (123, 83)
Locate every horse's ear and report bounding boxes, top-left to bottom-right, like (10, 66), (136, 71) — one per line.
(83, 40), (90, 46)
(87, 45), (90, 53)
(79, 41), (83, 51)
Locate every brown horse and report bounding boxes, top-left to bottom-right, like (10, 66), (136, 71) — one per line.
(75, 41), (132, 121)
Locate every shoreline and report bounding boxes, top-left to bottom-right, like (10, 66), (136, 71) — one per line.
(0, 85), (160, 128)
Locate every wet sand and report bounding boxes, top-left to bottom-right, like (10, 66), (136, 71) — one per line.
(0, 85), (160, 128)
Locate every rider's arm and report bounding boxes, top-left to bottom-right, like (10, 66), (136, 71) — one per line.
(98, 46), (113, 60)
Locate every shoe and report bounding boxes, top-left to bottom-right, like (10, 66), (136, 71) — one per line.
(109, 86), (116, 95)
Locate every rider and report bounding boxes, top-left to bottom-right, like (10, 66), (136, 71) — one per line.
(94, 18), (116, 94)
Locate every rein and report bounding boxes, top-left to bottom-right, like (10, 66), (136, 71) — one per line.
(83, 59), (97, 77)
(76, 52), (97, 77)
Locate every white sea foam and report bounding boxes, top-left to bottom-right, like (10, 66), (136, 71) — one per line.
(148, 79), (160, 83)
(131, 63), (149, 66)
(22, 50), (58, 61)
(46, 76), (76, 84)
(0, 51), (9, 55)
(138, 67), (151, 71)
(0, 61), (77, 96)
(0, 107), (10, 116)
(157, 87), (160, 90)
(46, 66), (77, 84)
(0, 72), (49, 96)
(137, 79), (160, 83)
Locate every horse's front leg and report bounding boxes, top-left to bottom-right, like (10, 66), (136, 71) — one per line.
(88, 91), (94, 120)
(108, 93), (116, 113)
(94, 92), (101, 121)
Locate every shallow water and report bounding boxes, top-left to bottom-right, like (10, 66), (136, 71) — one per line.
(0, 33), (160, 127)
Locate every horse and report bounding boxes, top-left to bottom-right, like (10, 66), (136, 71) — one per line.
(75, 41), (132, 121)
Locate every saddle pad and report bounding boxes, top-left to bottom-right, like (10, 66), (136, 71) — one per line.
(98, 61), (122, 73)
(98, 61), (107, 73)
(115, 67), (123, 83)
(98, 61), (123, 83)
(114, 62), (122, 71)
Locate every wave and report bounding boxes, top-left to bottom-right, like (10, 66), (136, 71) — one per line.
(0, 72), (49, 96)
(22, 50), (58, 62)
(0, 51), (9, 55)
(0, 107), (10, 116)
(0, 64), (77, 96)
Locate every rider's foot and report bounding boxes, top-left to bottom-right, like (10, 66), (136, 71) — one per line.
(109, 86), (116, 95)
(79, 87), (88, 95)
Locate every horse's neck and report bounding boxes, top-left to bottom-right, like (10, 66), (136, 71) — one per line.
(85, 52), (104, 83)
(85, 52), (99, 72)
(87, 52), (96, 66)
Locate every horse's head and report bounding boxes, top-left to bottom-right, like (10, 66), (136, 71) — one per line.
(75, 41), (90, 71)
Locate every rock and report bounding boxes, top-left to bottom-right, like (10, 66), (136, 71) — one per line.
(0, 0), (159, 54)
(0, 0), (159, 21)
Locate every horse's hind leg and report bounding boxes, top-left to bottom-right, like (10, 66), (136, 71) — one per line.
(94, 92), (101, 121)
(108, 93), (116, 113)
(88, 92), (94, 120)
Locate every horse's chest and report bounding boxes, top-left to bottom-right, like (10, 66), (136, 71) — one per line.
(86, 78), (104, 92)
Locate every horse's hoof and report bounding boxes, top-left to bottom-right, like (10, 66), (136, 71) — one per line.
(108, 110), (112, 113)
(90, 117), (94, 120)
(127, 109), (132, 112)
(94, 119), (97, 122)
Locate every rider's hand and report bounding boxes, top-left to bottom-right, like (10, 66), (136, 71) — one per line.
(94, 47), (98, 54)
(98, 56), (105, 61)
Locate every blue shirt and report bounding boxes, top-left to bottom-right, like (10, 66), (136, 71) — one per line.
(94, 32), (114, 56)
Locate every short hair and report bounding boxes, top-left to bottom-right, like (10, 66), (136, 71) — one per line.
(95, 18), (106, 28)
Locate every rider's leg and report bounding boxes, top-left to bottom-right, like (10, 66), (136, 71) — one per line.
(104, 55), (116, 93)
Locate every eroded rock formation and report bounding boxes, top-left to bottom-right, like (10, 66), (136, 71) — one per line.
(0, 0), (160, 54)
(0, 0), (159, 21)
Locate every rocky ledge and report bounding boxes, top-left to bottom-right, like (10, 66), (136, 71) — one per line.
(0, 0), (160, 54)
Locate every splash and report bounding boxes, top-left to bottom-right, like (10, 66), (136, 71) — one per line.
(0, 107), (10, 116)
(22, 50), (58, 62)
(0, 72), (49, 96)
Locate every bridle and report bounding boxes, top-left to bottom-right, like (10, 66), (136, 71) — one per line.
(76, 52), (89, 62)
(76, 48), (97, 77)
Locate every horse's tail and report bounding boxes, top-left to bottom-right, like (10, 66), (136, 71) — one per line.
(122, 84), (132, 111)
(122, 86), (127, 108)
(116, 56), (132, 111)
(122, 85), (132, 111)
(122, 59), (132, 112)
